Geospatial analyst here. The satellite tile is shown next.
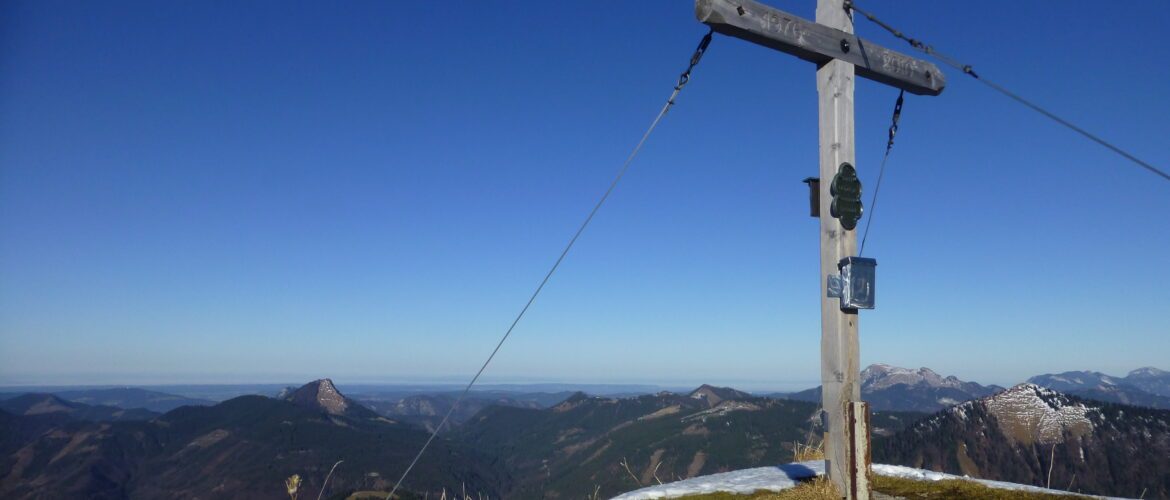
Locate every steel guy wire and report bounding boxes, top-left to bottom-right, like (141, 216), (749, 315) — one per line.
(859, 90), (903, 257)
(383, 29), (714, 500)
(845, 0), (1170, 184)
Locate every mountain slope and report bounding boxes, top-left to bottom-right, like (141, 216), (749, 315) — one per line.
(688, 385), (753, 407)
(1125, 367), (1170, 397)
(457, 387), (922, 499)
(1057, 384), (1170, 410)
(458, 391), (811, 499)
(367, 394), (550, 431)
(874, 384), (1170, 499)
(51, 387), (215, 413)
(0, 393), (159, 421)
(0, 390), (509, 499)
(786, 364), (1002, 412)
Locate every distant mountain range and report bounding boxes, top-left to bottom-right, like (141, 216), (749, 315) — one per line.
(0, 381), (923, 499)
(783, 364), (1004, 412)
(51, 387), (216, 413)
(0, 393), (159, 421)
(782, 364), (1170, 413)
(4, 374), (1165, 498)
(275, 384), (578, 432)
(0, 387), (214, 413)
(2, 367), (1168, 498)
(5, 366), (1167, 416)
(0, 379), (506, 499)
(1026, 367), (1170, 409)
(875, 383), (1170, 499)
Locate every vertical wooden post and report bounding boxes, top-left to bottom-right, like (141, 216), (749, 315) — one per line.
(693, 2), (942, 497)
(815, 0), (866, 498)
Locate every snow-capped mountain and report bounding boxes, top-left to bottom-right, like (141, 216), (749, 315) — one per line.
(861, 364), (993, 393)
(785, 364), (1002, 412)
(1027, 367), (1170, 409)
(1122, 366), (1170, 397)
(875, 384), (1170, 499)
(1026, 370), (1124, 392)
(981, 384), (1093, 445)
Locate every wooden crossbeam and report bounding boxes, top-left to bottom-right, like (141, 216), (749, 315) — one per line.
(695, 0), (946, 95)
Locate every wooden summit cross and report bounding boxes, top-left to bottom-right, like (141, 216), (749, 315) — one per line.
(694, 0), (945, 498)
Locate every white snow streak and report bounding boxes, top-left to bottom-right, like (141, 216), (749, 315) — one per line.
(985, 384), (1092, 444)
(611, 461), (1132, 499)
(611, 462), (823, 499)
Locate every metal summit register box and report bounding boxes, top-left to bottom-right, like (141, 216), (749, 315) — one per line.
(827, 256), (876, 310)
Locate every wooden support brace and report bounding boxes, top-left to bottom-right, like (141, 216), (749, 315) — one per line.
(844, 401), (872, 499)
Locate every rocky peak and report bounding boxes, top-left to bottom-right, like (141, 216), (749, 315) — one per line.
(284, 379), (350, 416)
(998, 382), (1055, 398)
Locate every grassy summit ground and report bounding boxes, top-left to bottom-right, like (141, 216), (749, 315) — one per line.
(680, 475), (1090, 500)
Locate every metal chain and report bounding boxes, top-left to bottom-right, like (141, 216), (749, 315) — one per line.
(886, 91), (904, 154)
(383, 30), (715, 500)
(859, 90), (904, 256)
(845, 0), (1170, 183)
(672, 29), (714, 103)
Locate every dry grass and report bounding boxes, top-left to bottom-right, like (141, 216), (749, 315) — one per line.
(791, 436), (825, 463)
(872, 475), (1089, 499)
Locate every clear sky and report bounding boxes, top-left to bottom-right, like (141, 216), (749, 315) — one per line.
(2, 0), (1168, 390)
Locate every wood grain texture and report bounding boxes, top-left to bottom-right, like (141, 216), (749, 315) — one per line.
(815, 0), (867, 497)
(695, 0), (945, 95)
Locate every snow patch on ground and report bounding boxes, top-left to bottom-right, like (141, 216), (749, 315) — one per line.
(612, 461), (1132, 499)
(611, 462), (823, 499)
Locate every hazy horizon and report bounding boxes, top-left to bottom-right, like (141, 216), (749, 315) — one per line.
(0, 373), (822, 394)
(4, 363), (1165, 393)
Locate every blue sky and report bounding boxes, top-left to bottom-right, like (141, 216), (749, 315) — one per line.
(2, 0), (1167, 390)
